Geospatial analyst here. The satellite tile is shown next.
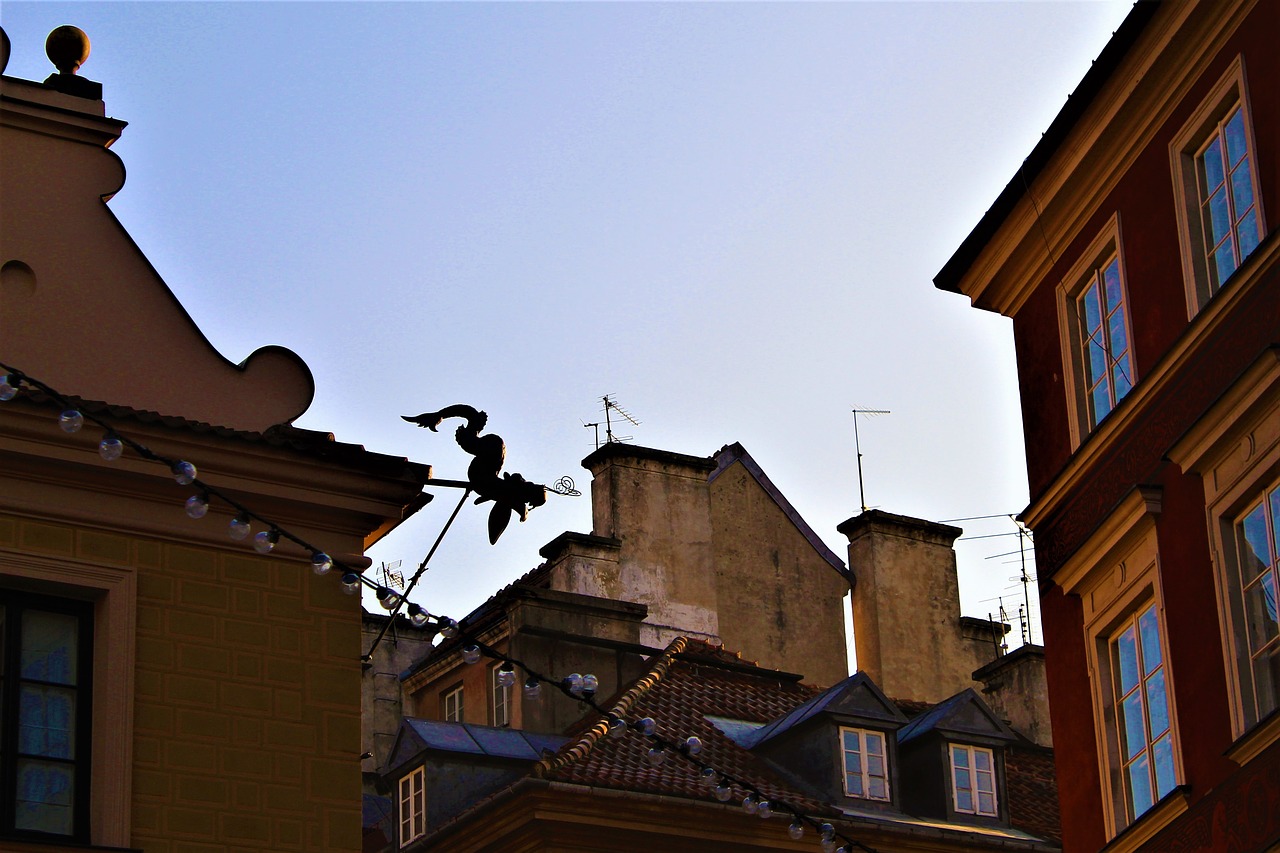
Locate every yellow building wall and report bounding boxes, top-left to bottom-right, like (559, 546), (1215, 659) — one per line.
(0, 513), (362, 853)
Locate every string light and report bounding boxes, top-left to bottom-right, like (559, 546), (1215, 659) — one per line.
(0, 363), (882, 853)
(185, 493), (210, 519)
(228, 513), (252, 541)
(98, 433), (123, 461)
(311, 552), (333, 576)
(253, 528), (280, 554)
(59, 409), (83, 433)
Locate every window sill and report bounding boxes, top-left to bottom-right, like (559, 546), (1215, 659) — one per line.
(1101, 785), (1189, 853)
(1225, 706), (1280, 766)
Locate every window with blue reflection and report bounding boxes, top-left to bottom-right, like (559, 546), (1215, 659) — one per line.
(1197, 105), (1262, 295)
(1076, 254), (1135, 428)
(1234, 484), (1280, 726)
(840, 727), (889, 801)
(1109, 602), (1176, 826)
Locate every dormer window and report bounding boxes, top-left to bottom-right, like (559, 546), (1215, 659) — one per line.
(840, 727), (890, 801)
(398, 766), (426, 847)
(950, 744), (998, 817)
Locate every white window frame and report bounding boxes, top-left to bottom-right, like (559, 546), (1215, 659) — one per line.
(1058, 489), (1185, 841)
(490, 664), (511, 728)
(1056, 213), (1137, 449)
(398, 766), (426, 848)
(838, 726), (889, 801)
(1170, 55), (1266, 318)
(441, 684), (463, 723)
(949, 744), (997, 817)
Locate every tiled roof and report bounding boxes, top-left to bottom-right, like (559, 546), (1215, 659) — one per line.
(1005, 744), (1062, 844)
(540, 638), (834, 815)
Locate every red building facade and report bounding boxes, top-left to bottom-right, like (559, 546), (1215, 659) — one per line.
(936, 1), (1280, 850)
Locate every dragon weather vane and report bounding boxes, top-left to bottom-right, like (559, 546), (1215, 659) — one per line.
(403, 404), (579, 544)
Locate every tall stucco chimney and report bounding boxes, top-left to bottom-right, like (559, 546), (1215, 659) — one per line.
(580, 443), (720, 649)
(838, 510), (979, 703)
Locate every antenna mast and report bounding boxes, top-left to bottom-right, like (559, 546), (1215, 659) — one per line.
(851, 407), (890, 513)
(601, 395), (640, 445)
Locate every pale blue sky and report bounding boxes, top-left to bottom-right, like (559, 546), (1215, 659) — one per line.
(3, 1), (1132, 650)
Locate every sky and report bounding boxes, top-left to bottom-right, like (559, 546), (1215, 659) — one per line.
(3, 0), (1133, 657)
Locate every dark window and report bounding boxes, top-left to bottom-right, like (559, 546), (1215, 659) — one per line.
(0, 591), (93, 842)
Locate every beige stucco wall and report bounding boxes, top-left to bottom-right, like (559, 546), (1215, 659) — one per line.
(0, 512), (363, 851)
(842, 511), (977, 703)
(585, 448), (721, 647)
(709, 460), (849, 687)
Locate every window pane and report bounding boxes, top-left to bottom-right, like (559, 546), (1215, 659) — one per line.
(867, 753), (884, 777)
(951, 746), (968, 768)
(14, 758), (75, 835)
(847, 771), (864, 797)
(1116, 626), (1140, 693)
(1102, 260), (1123, 311)
(1201, 137), (1225, 191)
(868, 776), (886, 800)
(1113, 356), (1134, 400)
(1206, 188), (1233, 246)
(1145, 669), (1170, 737)
(1230, 159), (1255, 217)
(19, 684), (76, 759)
(1272, 487), (1280, 560)
(1152, 734), (1176, 801)
(20, 611), (78, 685)
(974, 750), (992, 772)
(1088, 339), (1109, 387)
(1127, 752), (1154, 819)
(1081, 286), (1102, 333)
(1121, 690), (1147, 761)
(1244, 573), (1280, 652)
(1224, 109), (1247, 166)
(978, 791), (995, 816)
(1240, 502), (1271, 578)
(1138, 607), (1162, 673)
(1108, 310), (1129, 362)
(843, 730), (861, 752)
(1091, 376), (1113, 422)
(955, 780), (973, 813)
(1253, 641), (1280, 719)
(846, 751), (862, 774)
(1213, 243), (1238, 287)
(865, 732), (883, 755)
(1238, 209), (1260, 261)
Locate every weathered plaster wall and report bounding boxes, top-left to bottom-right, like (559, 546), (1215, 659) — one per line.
(709, 459), (849, 687)
(840, 511), (975, 703)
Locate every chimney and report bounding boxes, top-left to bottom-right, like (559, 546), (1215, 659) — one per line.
(838, 510), (973, 703)
(580, 443), (720, 649)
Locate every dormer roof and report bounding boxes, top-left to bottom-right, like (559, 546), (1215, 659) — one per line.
(897, 688), (1017, 746)
(752, 672), (909, 748)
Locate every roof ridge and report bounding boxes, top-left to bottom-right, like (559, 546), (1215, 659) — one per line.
(532, 636), (689, 778)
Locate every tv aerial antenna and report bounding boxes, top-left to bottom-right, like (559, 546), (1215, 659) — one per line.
(851, 406), (890, 513)
(593, 394), (639, 447)
(378, 560), (404, 590)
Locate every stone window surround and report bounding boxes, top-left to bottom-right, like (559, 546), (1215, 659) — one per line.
(1169, 348), (1280, 752)
(0, 549), (134, 849)
(1170, 53), (1266, 318)
(1056, 487), (1185, 840)
(1056, 211), (1137, 449)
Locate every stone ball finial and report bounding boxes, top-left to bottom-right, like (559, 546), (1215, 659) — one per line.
(46, 25), (90, 75)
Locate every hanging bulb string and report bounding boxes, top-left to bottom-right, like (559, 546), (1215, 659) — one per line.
(454, 630), (879, 853)
(1, 363), (879, 852)
(0, 362), (382, 591)
(362, 487), (471, 661)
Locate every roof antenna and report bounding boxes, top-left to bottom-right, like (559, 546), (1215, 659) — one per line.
(851, 406), (890, 513)
(601, 395), (640, 445)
